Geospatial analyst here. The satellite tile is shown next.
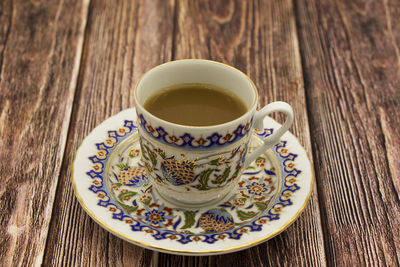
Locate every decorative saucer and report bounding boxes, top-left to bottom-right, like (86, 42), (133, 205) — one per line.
(72, 108), (314, 255)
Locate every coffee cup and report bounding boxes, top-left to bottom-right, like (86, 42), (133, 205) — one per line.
(134, 59), (293, 207)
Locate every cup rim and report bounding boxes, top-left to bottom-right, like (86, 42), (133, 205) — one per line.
(134, 59), (258, 130)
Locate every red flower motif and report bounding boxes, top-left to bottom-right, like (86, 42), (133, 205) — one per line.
(274, 207), (282, 212)
(105, 138), (114, 145)
(195, 137), (207, 145)
(223, 133), (233, 141)
(217, 234), (226, 240)
(169, 135), (179, 143)
(259, 219), (267, 224)
(284, 192), (292, 198)
(146, 125), (155, 133)
(192, 236), (201, 241)
(149, 213), (162, 222)
(109, 207), (117, 212)
(256, 158), (266, 168)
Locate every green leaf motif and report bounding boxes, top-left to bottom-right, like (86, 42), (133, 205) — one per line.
(117, 201), (138, 213)
(198, 169), (214, 190)
(212, 167), (231, 185)
(142, 199), (151, 206)
(159, 151), (166, 159)
(254, 201), (268, 212)
(144, 145), (157, 167)
(237, 210), (258, 220)
(181, 211), (196, 229)
(209, 158), (220, 166)
(114, 183), (123, 188)
(140, 143), (149, 160)
(117, 191), (137, 202)
(116, 162), (129, 170)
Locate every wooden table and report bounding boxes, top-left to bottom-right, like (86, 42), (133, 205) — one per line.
(1, 0), (399, 266)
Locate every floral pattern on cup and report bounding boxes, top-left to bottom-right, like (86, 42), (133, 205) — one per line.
(139, 135), (247, 191)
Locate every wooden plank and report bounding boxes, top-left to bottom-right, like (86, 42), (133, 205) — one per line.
(42, 0), (175, 266)
(159, 0), (326, 266)
(295, 0), (400, 265)
(0, 0), (89, 266)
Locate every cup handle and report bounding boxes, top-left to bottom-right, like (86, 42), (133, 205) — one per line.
(244, 101), (294, 168)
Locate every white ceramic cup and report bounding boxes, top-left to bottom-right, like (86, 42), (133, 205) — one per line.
(134, 60), (293, 207)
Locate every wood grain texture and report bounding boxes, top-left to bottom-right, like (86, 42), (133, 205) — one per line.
(0, 0), (89, 265)
(295, 0), (400, 265)
(160, 0), (326, 266)
(1, 0), (397, 265)
(42, 0), (175, 266)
